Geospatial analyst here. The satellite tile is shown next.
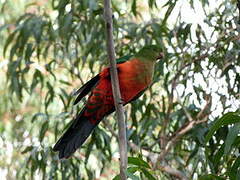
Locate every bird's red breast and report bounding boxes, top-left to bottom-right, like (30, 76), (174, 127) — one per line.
(84, 58), (155, 124)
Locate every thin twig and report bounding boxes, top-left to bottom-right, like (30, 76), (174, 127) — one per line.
(157, 33), (232, 158)
(156, 97), (211, 163)
(158, 164), (188, 180)
(103, 1), (127, 179)
(156, 118), (208, 163)
(176, 92), (193, 122)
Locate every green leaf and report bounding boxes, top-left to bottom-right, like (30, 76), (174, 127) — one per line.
(45, 81), (55, 109)
(148, 0), (156, 8)
(4, 31), (17, 56)
(205, 112), (240, 143)
(224, 123), (240, 154)
(140, 168), (157, 180)
(126, 170), (140, 180)
(212, 144), (224, 170)
(131, 0), (137, 16)
(39, 121), (49, 142)
(57, 0), (70, 12)
(162, 1), (177, 25)
(186, 144), (199, 165)
(127, 167), (139, 173)
(30, 69), (44, 93)
(21, 146), (34, 154)
(183, 24), (192, 42)
(198, 174), (225, 180)
(31, 113), (48, 122)
(59, 13), (72, 39)
(112, 175), (120, 180)
(228, 157), (240, 180)
(128, 157), (151, 169)
(59, 80), (72, 86)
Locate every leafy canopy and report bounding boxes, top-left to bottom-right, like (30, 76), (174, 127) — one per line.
(0, 0), (239, 179)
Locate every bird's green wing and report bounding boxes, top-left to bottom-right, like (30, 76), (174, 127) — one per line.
(116, 55), (133, 64)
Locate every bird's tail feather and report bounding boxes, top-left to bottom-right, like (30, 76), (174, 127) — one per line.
(53, 113), (98, 159)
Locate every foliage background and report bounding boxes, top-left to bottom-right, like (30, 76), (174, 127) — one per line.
(0, 0), (240, 179)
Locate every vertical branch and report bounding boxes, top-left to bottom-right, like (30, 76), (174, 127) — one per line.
(103, 0), (127, 179)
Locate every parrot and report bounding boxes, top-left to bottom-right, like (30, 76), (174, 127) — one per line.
(53, 45), (164, 159)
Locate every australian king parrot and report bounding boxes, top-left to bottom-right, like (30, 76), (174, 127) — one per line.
(53, 45), (163, 159)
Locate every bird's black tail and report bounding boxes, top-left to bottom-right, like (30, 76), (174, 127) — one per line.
(53, 110), (98, 159)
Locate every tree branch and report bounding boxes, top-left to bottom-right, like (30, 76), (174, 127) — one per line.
(156, 96), (211, 163)
(103, 116), (189, 180)
(156, 118), (208, 163)
(158, 164), (188, 180)
(103, 1), (127, 179)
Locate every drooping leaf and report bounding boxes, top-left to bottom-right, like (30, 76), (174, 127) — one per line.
(224, 122), (240, 154)
(228, 157), (240, 180)
(198, 174), (225, 180)
(39, 121), (49, 142)
(128, 157), (151, 169)
(205, 112), (240, 143)
(140, 168), (157, 180)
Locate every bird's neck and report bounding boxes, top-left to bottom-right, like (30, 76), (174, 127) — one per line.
(134, 58), (155, 84)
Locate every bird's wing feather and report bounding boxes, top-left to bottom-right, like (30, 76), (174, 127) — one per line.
(116, 55), (133, 64)
(73, 75), (100, 105)
(73, 55), (132, 105)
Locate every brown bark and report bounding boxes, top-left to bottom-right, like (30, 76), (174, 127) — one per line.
(103, 0), (128, 179)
